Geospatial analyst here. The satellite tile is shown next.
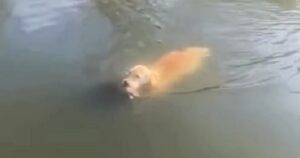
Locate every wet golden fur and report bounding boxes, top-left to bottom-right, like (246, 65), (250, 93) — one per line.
(122, 47), (210, 99)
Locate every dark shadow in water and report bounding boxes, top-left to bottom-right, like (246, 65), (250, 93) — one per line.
(80, 81), (132, 112)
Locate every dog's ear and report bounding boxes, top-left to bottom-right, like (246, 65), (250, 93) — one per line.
(138, 70), (155, 95)
(149, 71), (159, 87)
(139, 71), (160, 95)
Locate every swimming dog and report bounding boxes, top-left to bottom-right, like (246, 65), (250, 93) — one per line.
(122, 47), (210, 99)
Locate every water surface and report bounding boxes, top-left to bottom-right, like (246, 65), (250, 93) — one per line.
(0, 0), (300, 157)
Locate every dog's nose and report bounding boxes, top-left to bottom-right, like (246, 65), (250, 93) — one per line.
(122, 80), (129, 87)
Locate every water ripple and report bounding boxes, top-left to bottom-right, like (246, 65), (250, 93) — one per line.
(205, 0), (300, 88)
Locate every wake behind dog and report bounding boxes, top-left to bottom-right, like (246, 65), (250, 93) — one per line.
(122, 47), (210, 99)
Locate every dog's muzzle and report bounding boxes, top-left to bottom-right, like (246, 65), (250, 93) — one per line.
(121, 80), (129, 87)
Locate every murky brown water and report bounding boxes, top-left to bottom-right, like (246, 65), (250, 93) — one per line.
(0, 0), (300, 157)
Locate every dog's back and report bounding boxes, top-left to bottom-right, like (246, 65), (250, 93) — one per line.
(152, 47), (209, 89)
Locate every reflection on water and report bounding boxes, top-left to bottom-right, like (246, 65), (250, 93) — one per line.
(11, 0), (89, 32)
(2, 0), (113, 87)
(1, 0), (300, 157)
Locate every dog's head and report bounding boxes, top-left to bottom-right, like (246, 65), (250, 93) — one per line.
(121, 65), (153, 99)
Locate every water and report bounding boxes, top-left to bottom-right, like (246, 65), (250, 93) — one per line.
(0, 0), (300, 157)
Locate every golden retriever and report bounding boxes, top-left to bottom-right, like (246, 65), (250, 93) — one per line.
(122, 47), (210, 99)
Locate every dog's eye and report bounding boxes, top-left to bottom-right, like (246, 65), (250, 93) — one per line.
(135, 74), (140, 79)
